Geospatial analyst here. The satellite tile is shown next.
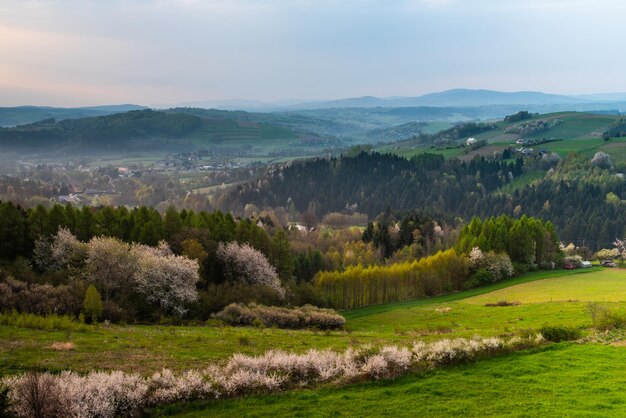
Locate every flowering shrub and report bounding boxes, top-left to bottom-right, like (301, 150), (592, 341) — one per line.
(467, 247), (514, 283)
(86, 237), (136, 301)
(214, 303), (345, 330)
(0, 278), (84, 317)
(146, 369), (216, 405)
(3, 370), (147, 418)
(2, 334), (545, 417)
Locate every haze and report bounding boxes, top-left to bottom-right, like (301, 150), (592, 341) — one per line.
(2, 0), (626, 107)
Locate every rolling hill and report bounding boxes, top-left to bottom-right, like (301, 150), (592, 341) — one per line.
(0, 108), (341, 157)
(379, 111), (626, 161)
(0, 104), (146, 127)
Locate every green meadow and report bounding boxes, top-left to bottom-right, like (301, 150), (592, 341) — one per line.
(4, 267), (626, 416)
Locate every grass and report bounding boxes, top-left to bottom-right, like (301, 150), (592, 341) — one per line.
(0, 323), (405, 377)
(343, 268), (598, 320)
(466, 268), (626, 304)
(4, 267), (626, 416)
(166, 343), (626, 417)
(0, 268), (606, 378)
(343, 269), (620, 337)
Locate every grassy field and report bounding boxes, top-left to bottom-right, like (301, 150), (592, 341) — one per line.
(0, 268), (611, 378)
(168, 343), (626, 417)
(4, 267), (626, 416)
(159, 267), (626, 417)
(466, 268), (626, 304)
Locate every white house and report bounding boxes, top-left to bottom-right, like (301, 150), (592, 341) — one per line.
(466, 137), (477, 146)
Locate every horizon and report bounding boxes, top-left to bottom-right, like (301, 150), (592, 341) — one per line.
(6, 87), (626, 109)
(3, 0), (626, 107)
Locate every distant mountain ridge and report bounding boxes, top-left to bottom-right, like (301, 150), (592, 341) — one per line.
(286, 89), (589, 110)
(165, 89), (626, 112)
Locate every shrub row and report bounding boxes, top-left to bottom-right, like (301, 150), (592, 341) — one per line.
(213, 303), (345, 330)
(2, 334), (545, 417)
(0, 277), (84, 316)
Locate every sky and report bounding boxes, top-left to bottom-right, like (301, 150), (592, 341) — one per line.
(1, 0), (626, 107)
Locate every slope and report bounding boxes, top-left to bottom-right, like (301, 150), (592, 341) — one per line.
(0, 108), (340, 157)
(380, 111), (626, 161)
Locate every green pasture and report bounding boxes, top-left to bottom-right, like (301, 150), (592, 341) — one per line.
(4, 267), (626, 416)
(170, 343), (626, 417)
(0, 268), (617, 379)
(467, 268), (626, 304)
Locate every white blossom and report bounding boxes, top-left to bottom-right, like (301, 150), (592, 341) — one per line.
(217, 241), (284, 297)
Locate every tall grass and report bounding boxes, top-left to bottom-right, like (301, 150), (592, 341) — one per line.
(0, 311), (88, 332)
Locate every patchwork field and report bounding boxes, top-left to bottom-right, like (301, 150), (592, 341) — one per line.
(380, 112), (626, 164)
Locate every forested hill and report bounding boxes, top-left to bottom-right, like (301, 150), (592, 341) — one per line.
(228, 151), (522, 216)
(227, 152), (626, 250)
(0, 108), (321, 154)
(0, 109), (202, 151)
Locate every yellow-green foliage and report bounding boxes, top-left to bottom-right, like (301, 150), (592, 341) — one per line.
(315, 249), (468, 309)
(83, 284), (103, 323)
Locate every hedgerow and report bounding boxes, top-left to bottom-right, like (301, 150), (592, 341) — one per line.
(214, 303), (345, 330)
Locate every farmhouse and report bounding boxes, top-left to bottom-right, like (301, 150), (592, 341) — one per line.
(466, 137), (477, 146)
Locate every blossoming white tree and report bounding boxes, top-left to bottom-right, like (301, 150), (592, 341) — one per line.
(33, 228), (87, 273)
(217, 241), (284, 297)
(85, 237), (136, 301)
(132, 246), (199, 316)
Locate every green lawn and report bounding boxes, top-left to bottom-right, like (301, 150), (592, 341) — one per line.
(167, 343), (626, 417)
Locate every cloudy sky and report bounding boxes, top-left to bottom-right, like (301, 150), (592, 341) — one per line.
(1, 0), (625, 106)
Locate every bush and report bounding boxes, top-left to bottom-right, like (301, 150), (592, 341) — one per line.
(539, 325), (581, 342)
(587, 302), (626, 331)
(469, 268), (493, 286)
(0, 277), (85, 317)
(102, 300), (128, 323)
(512, 262), (528, 276)
(216, 242), (284, 297)
(195, 284), (284, 317)
(3, 370), (147, 418)
(214, 303), (346, 330)
(484, 301), (521, 307)
(285, 281), (330, 308)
